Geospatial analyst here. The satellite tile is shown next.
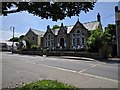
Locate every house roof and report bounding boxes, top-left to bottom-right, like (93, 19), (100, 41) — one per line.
(83, 21), (100, 31)
(50, 21), (100, 35)
(30, 28), (45, 37)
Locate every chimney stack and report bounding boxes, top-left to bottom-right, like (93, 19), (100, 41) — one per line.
(97, 13), (101, 22)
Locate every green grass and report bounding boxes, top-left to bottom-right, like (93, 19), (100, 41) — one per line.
(13, 80), (78, 90)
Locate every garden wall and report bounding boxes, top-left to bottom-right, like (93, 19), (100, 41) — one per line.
(13, 50), (101, 59)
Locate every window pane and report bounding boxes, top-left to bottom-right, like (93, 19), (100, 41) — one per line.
(77, 38), (80, 45)
(32, 37), (34, 40)
(48, 41), (50, 46)
(73, 38), (75, 46)
(77, 30), (80, 33)
(82, 33), (84, 36)
(48, 35), (50, 39)
(82, 37), (84, 45)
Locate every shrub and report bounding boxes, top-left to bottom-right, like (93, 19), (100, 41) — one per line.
(31, 45), (38, 50)
(43, 48), (50, 55)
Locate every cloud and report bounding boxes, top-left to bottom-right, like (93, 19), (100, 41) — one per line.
(0, 29), (25, 41)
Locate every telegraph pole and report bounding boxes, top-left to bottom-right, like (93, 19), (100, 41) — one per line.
(10, 26), (15, 53)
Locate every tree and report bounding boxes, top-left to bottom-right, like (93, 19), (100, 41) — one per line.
(9, 37), (19, 42)
(52, 25), (60, 29)
(105, 24), (116, 41)
(2, 2), (95, 21)
(105, 24), (117, 56)
(9, 35), (25, 42)
(87, 29), (102, 53)
(19, 35), (25, 40)
(87, 28), (114, 57)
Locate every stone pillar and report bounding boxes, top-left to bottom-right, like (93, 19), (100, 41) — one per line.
(115, 5), (120, 57)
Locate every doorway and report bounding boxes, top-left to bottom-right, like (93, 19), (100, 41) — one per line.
(60, 38), (64, 48)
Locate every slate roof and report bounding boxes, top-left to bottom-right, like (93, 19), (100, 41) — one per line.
(83, 21), (100, 31)
(50, 21), (100, 35)
(30, 28), (45, 37)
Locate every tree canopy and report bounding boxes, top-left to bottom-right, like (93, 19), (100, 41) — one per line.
(87, 29), (102, 53)
(52, 25), (60, 29)
(9, 37), (19, 42)
(9, 35), (25, 42)
(105, 24), (116, 41)
(2, 2), (95, 21)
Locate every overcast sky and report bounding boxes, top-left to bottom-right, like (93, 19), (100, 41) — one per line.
(0, 1), (119, 41)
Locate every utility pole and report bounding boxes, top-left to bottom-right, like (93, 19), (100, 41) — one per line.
(10, 26), (15, 53)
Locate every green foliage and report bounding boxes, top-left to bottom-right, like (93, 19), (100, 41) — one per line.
(105, 24), (116, 41)
(87, 28), (112, 53)
(19, 35), (25, 40)
(14, 80), (76, 90)
(24, 39), (32, 49)
(52, 25), (60, 29)
(87, 30), (102, 53)
(43, 48), (50, 54)
(101, 30), (112, 45)
(9, 35), (25, 42)
(9, 37), (19, 42)
(2, 2), (95, 21)
(31, 45), (38, 50)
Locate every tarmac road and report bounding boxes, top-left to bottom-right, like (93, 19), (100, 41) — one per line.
(1, 52), (119, 88)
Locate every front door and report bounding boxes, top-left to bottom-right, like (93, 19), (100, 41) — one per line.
(60, 38), (64, 48)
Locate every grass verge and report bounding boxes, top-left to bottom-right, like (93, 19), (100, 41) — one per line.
(13, 80), (78, 90)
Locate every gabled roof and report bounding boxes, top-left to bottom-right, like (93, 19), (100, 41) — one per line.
(66, 25), (74, 33)
(30, 28), (45, 37)
(83, 21), (100, 31)
(51, 26), (74, 35)
(45, 21), (101, 36)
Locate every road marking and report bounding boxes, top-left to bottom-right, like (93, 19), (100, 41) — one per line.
(91, 65), (97, 68)
(25, 60), (77, 73)
(25, 60), (119, 83)
(80, 73), (119, 83)
(78, 69), (87, 73)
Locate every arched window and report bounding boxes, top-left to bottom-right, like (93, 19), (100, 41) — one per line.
(77, 30), (80, 37)
(77, 30), (80, 33)
(48, 35), (50, 39)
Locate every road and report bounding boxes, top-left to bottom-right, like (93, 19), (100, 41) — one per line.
(2, 52), (119, 88)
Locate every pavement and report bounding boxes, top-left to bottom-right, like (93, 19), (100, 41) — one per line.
(49, 56), (120, 63)
(1, 52), (120, 89)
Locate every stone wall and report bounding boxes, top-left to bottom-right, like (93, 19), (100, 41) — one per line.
(13, 50), (101, 59)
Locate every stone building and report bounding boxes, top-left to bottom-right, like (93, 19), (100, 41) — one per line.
(25, 28), (45, 47)
(115, 3), (120, 57)
(43, 13), (102, 50)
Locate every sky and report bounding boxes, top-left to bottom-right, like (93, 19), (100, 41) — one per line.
(0, 1), (120, 41)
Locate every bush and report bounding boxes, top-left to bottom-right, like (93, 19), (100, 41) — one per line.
(13, 80), (76, 90)
(31, 45), (38, 50)
(43, 48), (50, 55)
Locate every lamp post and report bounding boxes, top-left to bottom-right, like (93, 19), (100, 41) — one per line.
(10, 26), (15, 53)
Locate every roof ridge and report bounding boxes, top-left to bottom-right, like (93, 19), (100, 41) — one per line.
(31, 28), (45, 32)
(83, 21), (98, 24)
